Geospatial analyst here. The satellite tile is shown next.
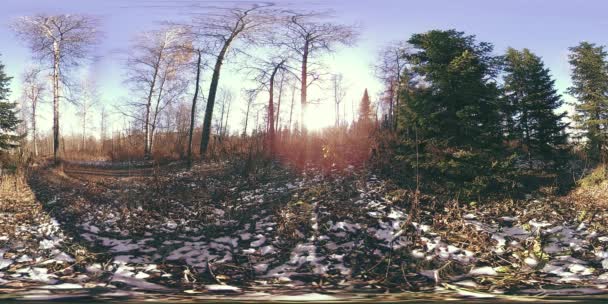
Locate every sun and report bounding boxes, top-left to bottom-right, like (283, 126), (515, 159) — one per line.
(302, 103), (336, 131)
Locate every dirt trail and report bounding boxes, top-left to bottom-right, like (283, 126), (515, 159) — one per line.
(63, 165), (156, 178)
(61, 161), (222, 179)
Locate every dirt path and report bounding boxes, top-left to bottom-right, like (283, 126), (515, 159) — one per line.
(63, 165), (156, 178)
(61, 161), (222, 179)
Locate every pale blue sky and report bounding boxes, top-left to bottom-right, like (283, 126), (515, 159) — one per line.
(0, 0), (606, 134)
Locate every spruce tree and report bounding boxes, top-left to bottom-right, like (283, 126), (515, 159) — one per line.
(567, 42), (608, 161)
(0, 56), (21, 151)
(502, 48), (568, 165)
(358, 88), (372, 123)
(397, 29), (509, 198)
(403, 30), (502, 149)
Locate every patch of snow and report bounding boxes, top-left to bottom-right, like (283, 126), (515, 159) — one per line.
(40, 283), (83, 289)
(250, 235), (266, 247)
(469, 266), (498, 276)
(206, 284), (241, 292)
(272, 293), (339, 301)
(254, 263), (269, 273)
(0, 258), (13, 270)
(524, 257), (538, 267)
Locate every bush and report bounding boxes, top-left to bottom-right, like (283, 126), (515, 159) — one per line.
(372, 129), (520, 202)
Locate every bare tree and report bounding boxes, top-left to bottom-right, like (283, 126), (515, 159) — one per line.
(168, 100), (191, 158)
(12, 14), (101, 163)
(245, 54), (289, 155)
(20, 67), (46, 156)
(187, 47), (206, 165)
(188, 3), (278, 157)
(166, 26), (209, 165)
(100, 105), (109, 152)
(149, 75), (189, 154)
(375, 41), (410, 129)
(288, 82), (297, 132)
(125, 27), (191, 159)
(281, 11), (357, 133)
(222, 94), (232, 138)
(214, 89), (233, 140)
(275, 72), (287, 131)
(241, 88), (258, 136)
(76, 78), (99, 151)
(332, 73), (347, 127)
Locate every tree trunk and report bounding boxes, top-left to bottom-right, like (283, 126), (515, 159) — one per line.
(82, 110), (86, 151)
(595, 109), (604, 162)
(268, 69), (277, 155)
(52, 41), (60, 163)
(223, 100), (231, 138)
(298, 41), (310, 167)
(388, 81), (395, 129)
(275, 74), (284, 131)
(335, 101), (340, 127)
(143, 51), (162, 160)
(289, 86), (295, 132)
(187, 50), (202, 165)
(244, 101), (251, 137)
(334, 75), (340, 127)
(32, 100), (38, 156)
(218, 101), (225, 140)
(149, 74), (166, 156)
(300, 41), (309, 133)
(200, 40), (232, 157)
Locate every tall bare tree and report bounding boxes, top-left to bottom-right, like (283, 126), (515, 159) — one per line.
(282, 11), (357, 133)
(214, 89), (233, 140)
(288, 83), (297, 132)
(246, 53), (289, 155)
(125, 27), (191, 158)
(12, 14), (101, 163)
(222, 95), (232, 138)
(188, 3), (277, 157)
(375, 41), (410, 129)
(186, 47), (206, 165)
(275, 72), (287, 131)
(20, 67), (46, 156)
(99, 105), (109, 152)
(241, 88), (258, 136)
(76, 78), (99, 151)
(332, 73), (347, 127)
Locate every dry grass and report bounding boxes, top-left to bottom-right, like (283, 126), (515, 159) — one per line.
(276, 200), (314, 242)
(567, 165), (608, 229)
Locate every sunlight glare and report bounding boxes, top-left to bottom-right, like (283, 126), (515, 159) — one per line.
(303, 103), (336, 131)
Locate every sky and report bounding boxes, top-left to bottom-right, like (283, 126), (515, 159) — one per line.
(1, 0), (608, 136)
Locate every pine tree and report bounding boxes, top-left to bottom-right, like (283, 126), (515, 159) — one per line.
(0, 56), (21, 151)
(502, 48), (568, 165)
(567, 42), (608, 162)
(403, 30), (503, 149)
(358, 88), (372, 123)
(396, 29), (511, 198)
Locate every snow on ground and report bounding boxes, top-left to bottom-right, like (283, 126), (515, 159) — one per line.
(2, 161), (608, 298)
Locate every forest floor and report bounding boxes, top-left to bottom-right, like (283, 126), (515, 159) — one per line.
(1, 160), (608, 302)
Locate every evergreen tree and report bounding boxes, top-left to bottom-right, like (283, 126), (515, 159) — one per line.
(358, 88), (373, 123)
(397, 29), (511, 198)
(403, 30), (503, 148)
(0, 56), (21, 151)
(567, 42), (608, 161)
(502, 48), (568, 165)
